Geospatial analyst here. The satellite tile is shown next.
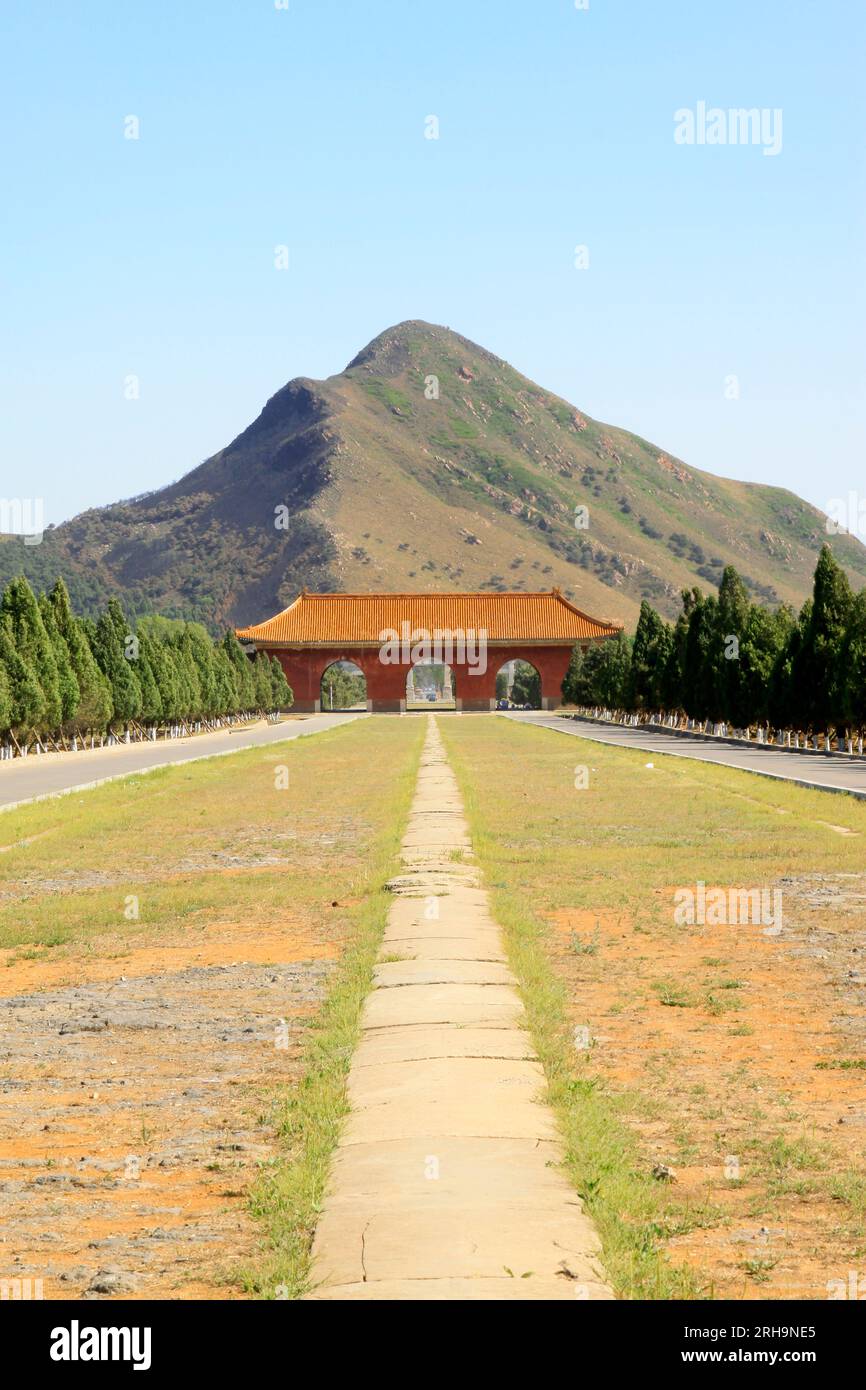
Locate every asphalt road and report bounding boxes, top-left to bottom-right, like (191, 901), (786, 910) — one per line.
(504, 712), (866, 799)
(0, 713), (364, 811)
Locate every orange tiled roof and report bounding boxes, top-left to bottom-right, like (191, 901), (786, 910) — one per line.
(236, 590), (622, 646)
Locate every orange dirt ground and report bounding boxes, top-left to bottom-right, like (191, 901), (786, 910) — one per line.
(0, 914), (343, 1300)
(547, 880), (866, 1299)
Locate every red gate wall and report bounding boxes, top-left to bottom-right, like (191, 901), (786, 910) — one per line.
(262, 644), (580, 713)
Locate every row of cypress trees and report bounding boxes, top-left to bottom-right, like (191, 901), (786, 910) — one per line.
(0, 575), (293, 749)
(563, 545), (866, 737)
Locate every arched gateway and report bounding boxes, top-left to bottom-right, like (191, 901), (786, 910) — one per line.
(235, 589), (622, 713)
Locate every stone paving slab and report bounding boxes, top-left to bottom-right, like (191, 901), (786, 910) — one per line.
(342, 1056), (553, 1146)
(378, 935), (507, 962)
(361, 981), (523, 1030)
(346, 1054), (546, 1107)
(305, 717), (613, 1301)
(342, 1092), (556, 1147)
(318, 1137), (570, 1204)
(351, 1025), (535, 1067)
(310, 1207), (606, 1288)
(383, 905), (497, 940)
(372, 959), (514, 987)
(311, 1277), (615, 1301)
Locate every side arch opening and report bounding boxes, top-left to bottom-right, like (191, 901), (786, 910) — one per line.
(320, 660), (367, 711)
(494, 659), (541, 710)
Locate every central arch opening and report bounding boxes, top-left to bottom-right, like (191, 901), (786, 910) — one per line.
(406, 660), (456, 711)
(495, 658), (542, 710)
(320, 660), (367, 711)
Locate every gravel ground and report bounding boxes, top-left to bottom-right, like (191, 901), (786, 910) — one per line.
(0, 952), (335, 1299)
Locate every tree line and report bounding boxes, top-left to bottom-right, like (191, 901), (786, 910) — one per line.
(563, 545), (866, 737)
(0, 575), (292, 752)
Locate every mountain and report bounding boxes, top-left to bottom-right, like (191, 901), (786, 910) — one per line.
(3, 320), (865, 631)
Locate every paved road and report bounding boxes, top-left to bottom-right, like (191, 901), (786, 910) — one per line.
(0, 713), (364, 811)
(505, 712), (866, 799)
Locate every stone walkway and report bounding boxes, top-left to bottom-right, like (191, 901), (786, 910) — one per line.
(306, 717), (612, 1301)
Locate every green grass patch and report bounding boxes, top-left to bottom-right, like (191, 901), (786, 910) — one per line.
(816, 1059), (866, 1071)
(449, 414), (478, 440)
(652, 980), (695, 1008)
(360, 377), (414, 416)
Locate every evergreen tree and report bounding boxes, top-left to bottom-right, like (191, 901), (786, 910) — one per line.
(661, 597), (694, 713)
(269, 655), (292, 709)
(212, 646), (238, 715)
(739, 603), (793, 727)
(0, 617), (45, 735)
(47, 578), (112, 732)
(839, 590), (866, 737)
(0, 656), (11, 734)
(793, 546), (852, 730)
(38, 592), (80, 724)
(595, 633), (633, 706)
(91, 606), (143, 726)
(174, 635), (201, 719)
(0, 576), (60, 731)
(134, 638), (163, 724)
(138, 620), (181, 721)
(715, 567), (751, 724)
(136, 629), (169, 722)
(181, 624), (220, 716)
(562, 644), (588, 706)
(565, 551), (857, 734)
(221, 632), (256, 708)
(105, 595), (134, 648)
(682, 593), (719, 721)
(768, 601), (810, 730)
(564, 634), (632, 707)
(253, 653), (273, 708)
(630, 601), (673, 709)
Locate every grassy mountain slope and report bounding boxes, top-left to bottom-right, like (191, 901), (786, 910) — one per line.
(2, 320), (864, 631)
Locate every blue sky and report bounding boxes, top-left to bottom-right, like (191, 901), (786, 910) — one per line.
(1, 0), (863, 530)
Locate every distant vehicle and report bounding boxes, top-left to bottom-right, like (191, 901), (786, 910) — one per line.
(496, 698), (509, 709)
(523, 702), (533, 710)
